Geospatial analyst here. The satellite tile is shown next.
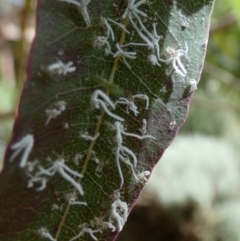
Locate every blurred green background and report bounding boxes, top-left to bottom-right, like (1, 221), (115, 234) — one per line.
(0, 0), (239, 240)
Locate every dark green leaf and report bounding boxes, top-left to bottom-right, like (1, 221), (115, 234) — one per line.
(0, 0), (215, 240)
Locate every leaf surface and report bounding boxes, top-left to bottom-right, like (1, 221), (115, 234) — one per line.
(0, 0), (214, 241)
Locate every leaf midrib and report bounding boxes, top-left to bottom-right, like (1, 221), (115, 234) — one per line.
(54, 17), (130, 240)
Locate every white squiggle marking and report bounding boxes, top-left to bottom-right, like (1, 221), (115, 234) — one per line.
(60, 203), (66, 212)
(27, 175), (48, 191)
(118, 122), (155, 141)
(47, 60), (76, 75)
(63, 123), (69, 129)
(109, 191), (128, 231)
(139, 119), (147, 135)
(91, 90), (124, 121)
(94, 36), (111, 52)
(114, 124), (135, 187)
(132, 16), (161, 59)
(113, 121), (155, 188)
(132, 94), (149, 109)
(91, 89), (115, 109)
(65, 192), (87, 206)
(107, 18), (130, 34)
(122, 0), (147, 19)
(73, 153), (84, 165)
(137, 170), (150, 183)
(116, 94), (149, 116)
(51, 203), (60, 211)
(37, 227), (56, 241)
(25, 160), (39, 173)
(94, 17), (128, 54)
(118, 148), (138, 182)
(36, 158), (84, 195)
(122, 1), (162, 61)
(113, 43), (137, 68)
(116, 97), (139, 116)
(151, 22), (161, 60)
(80, 132), (99, 141)
(189, 78), (197, 91)
(93, 217), (116, 232)
(163, 42), (188, 77)
(121, 42), (149, 47)
(45, 101), (67, 125)
(122, 1), (153, 48)
(148, 54), (161, 66)
(101, 17), (115, 41)
(10, 134), (34, 168)
(58, 0), (91, 27)
(69, 224), (101, 241)
(128, 16), (154, 49)
(91, 151), (104, 177)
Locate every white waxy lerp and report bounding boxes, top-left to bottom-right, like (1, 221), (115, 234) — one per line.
(91, 90), (124, 122)
(10, 134), (34, 168)
(36, 158), (84, 195)
(37, 227), (56, 241)
(58, 0), (91, 27)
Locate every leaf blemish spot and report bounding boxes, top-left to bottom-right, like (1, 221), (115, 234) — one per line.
(168, 120), (176, 131)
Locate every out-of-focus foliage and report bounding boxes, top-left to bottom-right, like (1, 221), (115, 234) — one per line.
(144, 135), (240, 209)
(0, 0), (35, 165)
(0, 82), (15, 168)
(180, 0), (240, 139)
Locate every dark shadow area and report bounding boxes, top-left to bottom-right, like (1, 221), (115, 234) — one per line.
(117, 200), (200, 241)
